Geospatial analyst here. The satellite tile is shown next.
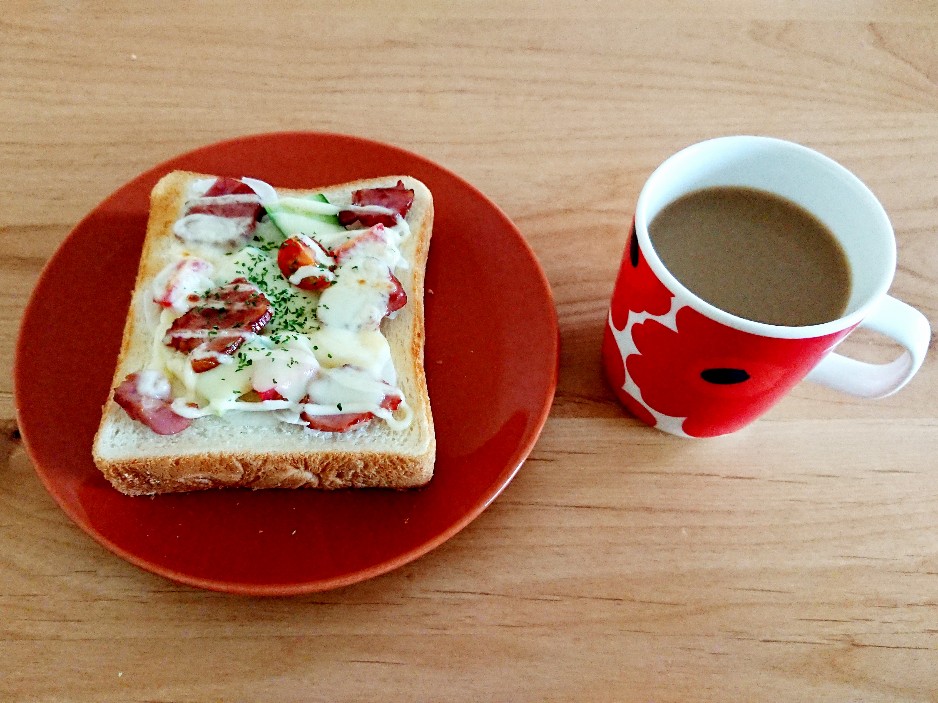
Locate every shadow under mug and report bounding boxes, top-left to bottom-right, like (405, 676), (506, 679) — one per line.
(602, 136), (931, 438)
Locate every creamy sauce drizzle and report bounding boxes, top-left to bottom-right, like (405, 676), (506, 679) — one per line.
(147, 178), (414, 431)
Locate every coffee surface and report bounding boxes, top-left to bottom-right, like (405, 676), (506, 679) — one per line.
(648, 186), (852, 326)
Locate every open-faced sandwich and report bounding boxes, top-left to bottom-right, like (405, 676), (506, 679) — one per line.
(92, 171), (435, 495)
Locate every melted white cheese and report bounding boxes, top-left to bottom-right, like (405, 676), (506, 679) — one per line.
(318, 257), (394, 331)
(172, 214), (252, 249)
(151, 178), (414, 430)
(307, 326), (393, 379)
(289, 264), (336, 287)
(135, 369), (171, 399)
(304, 365), (392, 414)
(151, 257), (215, 313)
(251, 335), (320, 403)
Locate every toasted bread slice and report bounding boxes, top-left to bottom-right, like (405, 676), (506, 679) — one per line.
(93, 171), (434, 495)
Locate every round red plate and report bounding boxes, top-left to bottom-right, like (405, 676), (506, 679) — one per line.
(15, 132), (558, 595)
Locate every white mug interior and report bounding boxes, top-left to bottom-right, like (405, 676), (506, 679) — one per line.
(634, 136), (897, 340)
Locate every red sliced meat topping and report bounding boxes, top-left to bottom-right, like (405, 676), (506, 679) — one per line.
(382, 394), (403, 412)
(203, 177), (256, 197)
(256, 388), (285, 401)
(302, 412), (373, 432)
(300, 394), (402, 433)
(165, 278), (273, 373)
(113, 373), (191, 435)
(178, 179), (263, 247)
(387, 272), (407, 315)
(330, 224), (390, 264)
(175, 191), (263, 249)
(337, 180), (415, 227)
(186, 199), (263, 220)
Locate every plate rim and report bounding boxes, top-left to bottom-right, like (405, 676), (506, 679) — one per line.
(14, 131), (559, 596)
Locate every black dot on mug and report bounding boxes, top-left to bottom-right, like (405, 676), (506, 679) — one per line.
(629, 229), (640, 267)
(700, 368), (751, 384)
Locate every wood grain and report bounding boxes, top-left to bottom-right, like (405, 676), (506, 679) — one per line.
(2, 2), (937, 701)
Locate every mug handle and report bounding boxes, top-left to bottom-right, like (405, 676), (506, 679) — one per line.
(806, 295), (931, 398)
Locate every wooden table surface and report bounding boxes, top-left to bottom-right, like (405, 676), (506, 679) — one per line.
(2, 2), (937, 701)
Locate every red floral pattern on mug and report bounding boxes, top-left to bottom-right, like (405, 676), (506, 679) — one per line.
(609, 220), (674, 329)
(626, 306), (846, 437)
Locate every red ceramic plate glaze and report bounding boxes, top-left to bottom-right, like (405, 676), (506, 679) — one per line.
(15, 132), (558, 595)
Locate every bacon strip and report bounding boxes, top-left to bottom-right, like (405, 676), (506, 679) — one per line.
(301, 394), (401, 432)
(165, 278), (273, 373)
(337, 181), (415, 227)
(203, 177), (256, 197)
(174, 187), (263, 249)
(113, 372), (191, 435)
(186, 199), (263, 220)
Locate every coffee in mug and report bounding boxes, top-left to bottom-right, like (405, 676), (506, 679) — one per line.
(648, 186), (851, 327)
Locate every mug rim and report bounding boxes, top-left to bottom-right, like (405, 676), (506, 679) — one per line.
(634, 135), (897, 341)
